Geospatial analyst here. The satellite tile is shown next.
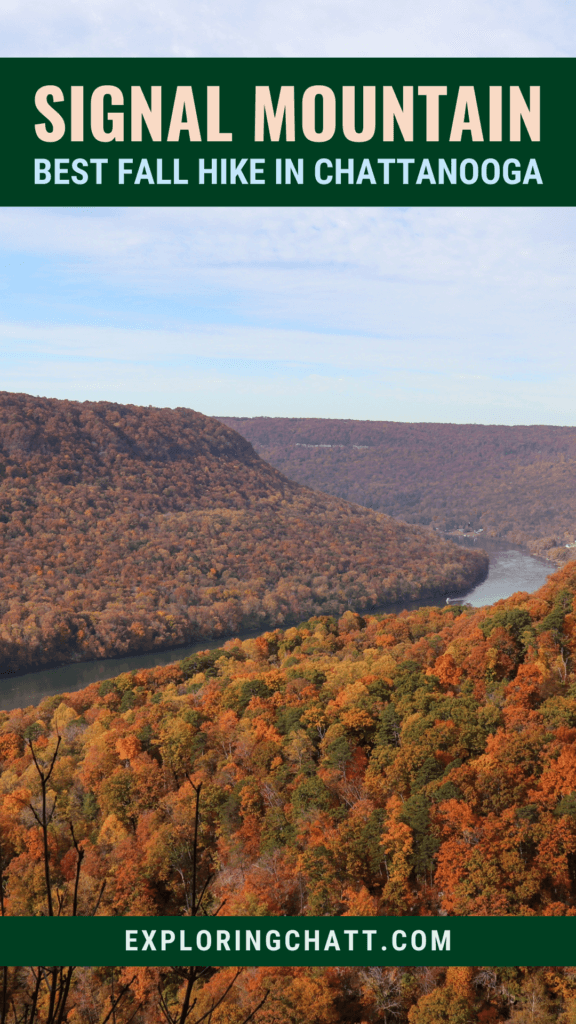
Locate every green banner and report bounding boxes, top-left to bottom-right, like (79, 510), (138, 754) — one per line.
(1, 57), (573, 206)
(0, 917), (575, 966)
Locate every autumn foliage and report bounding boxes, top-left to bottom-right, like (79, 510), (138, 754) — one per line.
(2, 563), (576, 1018)
(0, 392), (487, 675)
(220, 416), (576, 563)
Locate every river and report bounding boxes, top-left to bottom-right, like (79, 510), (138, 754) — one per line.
(449, 536), (552, 608)
(0, 539), (553, 711)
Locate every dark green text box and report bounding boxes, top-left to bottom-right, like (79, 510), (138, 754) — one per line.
(0, 917), (575, 966)
(1, 58), (573, 206)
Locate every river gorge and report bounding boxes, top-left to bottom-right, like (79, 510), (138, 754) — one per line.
(0, 537), (554, 712)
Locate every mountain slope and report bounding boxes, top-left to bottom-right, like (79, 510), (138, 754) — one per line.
(219, 416), (576, 562)
(0, 393), (486, 674)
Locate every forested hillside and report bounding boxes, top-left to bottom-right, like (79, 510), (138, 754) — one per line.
(0, 393), (486, 675)
(1, 562), (576, 1020)
(220, 417), (576, 563)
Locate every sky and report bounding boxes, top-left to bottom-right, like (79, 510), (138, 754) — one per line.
(0, 1), (575, 425)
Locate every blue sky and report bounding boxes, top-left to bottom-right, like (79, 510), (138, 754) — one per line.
(0, 1), (575, 424)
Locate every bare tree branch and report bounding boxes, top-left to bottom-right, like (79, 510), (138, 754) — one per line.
(239, 989), (270, 1024)
(69, 823), (84, 918)
(90, 880), (107, 917)
(28, 736), (61, 918)
(190, 970), (243, 1024)
(100, 975), (136, 1024)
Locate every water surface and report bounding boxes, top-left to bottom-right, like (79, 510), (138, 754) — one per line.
(461, 542), (552, 607)
(0, 636), (241, 712)
(0, 538), (553, 711)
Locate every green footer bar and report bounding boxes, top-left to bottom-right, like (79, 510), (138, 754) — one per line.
(0, 917), (574, 966)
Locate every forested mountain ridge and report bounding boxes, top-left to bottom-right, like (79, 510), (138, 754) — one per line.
(219, 417), (576, 563)
(0, 393), (486, 675)
(1, 561), (576, 1019)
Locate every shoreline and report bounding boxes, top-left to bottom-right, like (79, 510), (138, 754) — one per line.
(0, 553), (490, 702)
(443, 529), (574, 568)
(0, 571), (485, 685)
(0, 538), (558, 713)
(0, 537), (489, 684)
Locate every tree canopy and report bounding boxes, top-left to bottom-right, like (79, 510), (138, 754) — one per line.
(0, 393), (486, 675)
(220, 416), (576, 563)
(1, 561), (576, 1020)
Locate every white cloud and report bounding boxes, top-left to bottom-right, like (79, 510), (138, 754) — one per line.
(1, 0), (574, 58)
(0, 205), (573, 361)
(0, 0), (574, 423)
